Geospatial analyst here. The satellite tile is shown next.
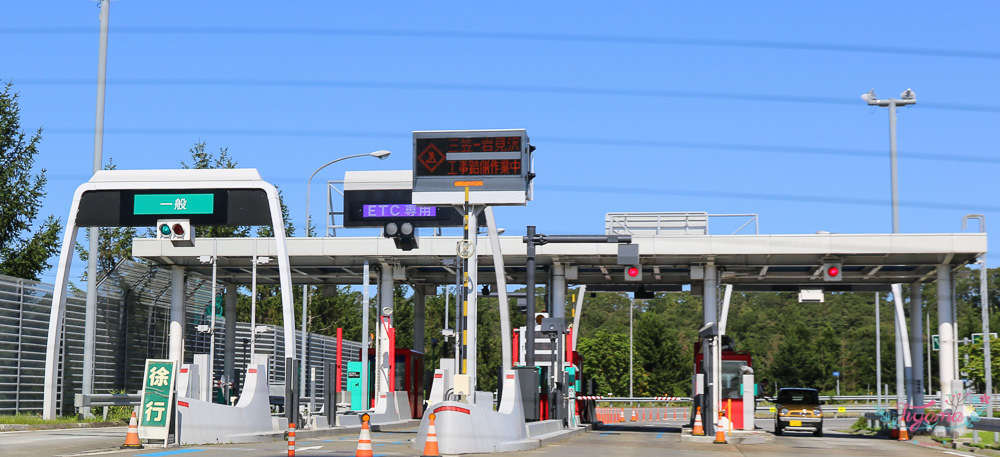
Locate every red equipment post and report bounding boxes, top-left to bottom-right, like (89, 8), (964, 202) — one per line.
(336, 327), (343, 393)
(387, 320), (396, 391)
(512, 330), (520, 365)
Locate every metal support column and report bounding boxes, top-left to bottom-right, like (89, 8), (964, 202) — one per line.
(224, 283), (237, 394)
(703, 262), (718, 435)
(465, 205), (480, 392)
(909, 282), (925, 407)
(413, 286), (427, 355)
(360, 261), (370, 410)
(169, 266), (186, 365)
(937, 266), (956, 404)
(551, 263), (566, 421)
(376, 264), (394, 397)
(525, 226), (537, 368)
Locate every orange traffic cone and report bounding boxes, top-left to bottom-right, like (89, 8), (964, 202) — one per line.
(356, 413), (374, 457)
(713, 411), (727, 444)
(898, 414), (909, 441)
(619, 408), (625, 422)
(630, 409), (637, 421)
(422, 413), (441, 457)
(692, 406), (704, 436)
(120, 410), (143, 449)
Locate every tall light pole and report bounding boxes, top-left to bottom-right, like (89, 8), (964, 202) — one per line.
(83, 0), (111, 419)
(301, 150), (390, 398)
(861, 88), (916, 233)
(863, 88), (916, 412)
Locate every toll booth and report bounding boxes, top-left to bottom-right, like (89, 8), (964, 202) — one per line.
(366, 348), (424, 419)
(693, 338), (754, 430)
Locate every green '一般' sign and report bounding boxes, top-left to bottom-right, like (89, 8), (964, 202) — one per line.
(133, 193), (214, 215)
(138, 359), (176, 442)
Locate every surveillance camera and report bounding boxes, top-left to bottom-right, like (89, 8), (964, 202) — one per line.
(900, 88), (915, 100)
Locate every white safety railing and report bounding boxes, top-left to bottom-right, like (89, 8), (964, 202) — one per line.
(605, 212), (759, 236)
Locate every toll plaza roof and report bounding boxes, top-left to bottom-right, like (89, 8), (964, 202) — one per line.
(132, 232), (986, 292)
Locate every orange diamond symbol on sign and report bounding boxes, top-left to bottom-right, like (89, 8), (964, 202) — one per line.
(418, 143), (445, 173)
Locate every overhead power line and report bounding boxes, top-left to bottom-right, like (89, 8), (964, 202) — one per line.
(4, 26), (999, 61)
(15, 78), (1000, 113)
(42, 127), (1000, 165)
(545, 184), (1000, 213)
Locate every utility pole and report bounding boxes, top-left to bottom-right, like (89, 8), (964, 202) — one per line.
(83, 0), (110, 419)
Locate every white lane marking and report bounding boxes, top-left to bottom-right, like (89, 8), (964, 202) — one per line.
(944, 452), (975, 457)
(296, 445), (324, 451)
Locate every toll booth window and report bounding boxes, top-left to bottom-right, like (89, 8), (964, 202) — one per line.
(395, 355), (406, 391)
(720, 361), (748, 399)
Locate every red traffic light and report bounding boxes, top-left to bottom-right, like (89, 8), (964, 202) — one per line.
(826, 266), (839, 277)
(627, 266), (640, 278)
(172, 223), (185, 236)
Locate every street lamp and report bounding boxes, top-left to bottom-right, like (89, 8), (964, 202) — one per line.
(305, 149), (391, 237)
(861, 88), (916, 233)
(863, 88), (916, 420)
(301, 150), (390, 401)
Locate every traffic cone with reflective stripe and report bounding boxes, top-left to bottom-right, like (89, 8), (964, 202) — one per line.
(120, 410), (143, 449)
(619, 408), (625, 422)
(421, 413), (441, 457)
(898, 414), (909, 441)
(630, 409), (637, 421)
(713, 411), (727, 444)
(692, 406), (704, 436)
(356, 414), (374, 457)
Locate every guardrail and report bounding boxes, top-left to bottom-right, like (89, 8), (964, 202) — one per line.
(74, 393), (140, 420)
(578, 396), (692, 403)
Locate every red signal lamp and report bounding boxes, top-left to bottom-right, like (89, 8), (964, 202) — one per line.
(624, 265), (642, 281)
(823, 263), (843, 281)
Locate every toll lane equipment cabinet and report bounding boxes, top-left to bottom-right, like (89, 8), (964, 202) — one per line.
(347, 361), (365, 411)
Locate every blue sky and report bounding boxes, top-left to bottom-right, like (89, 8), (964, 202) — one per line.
(3, 1), (998, 283)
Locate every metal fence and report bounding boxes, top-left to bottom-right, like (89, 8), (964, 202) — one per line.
(0, 261), (361, 416)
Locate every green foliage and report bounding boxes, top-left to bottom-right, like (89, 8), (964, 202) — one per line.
(577, 330), (635, 396)
(0, 81), (62, 281)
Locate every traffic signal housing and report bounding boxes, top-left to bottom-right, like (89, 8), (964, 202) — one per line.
(624, 265), (643, 282)
(156, 219), (194, 247)
(822, 263), (842, 281)
(384, 221), (418, 251)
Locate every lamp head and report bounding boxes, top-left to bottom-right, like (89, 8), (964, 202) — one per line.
(900, 88), (916, 100)
(370, 150), (391, 160)
(861, 89), (877, 104)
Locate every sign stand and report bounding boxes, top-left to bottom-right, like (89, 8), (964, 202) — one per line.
(138, 359), (176, 448)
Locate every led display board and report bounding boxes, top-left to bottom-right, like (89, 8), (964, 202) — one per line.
(343, 189), (482, 228)
(414, 135), (524, 177)
(412, 129), (533, 206)
(75, 189), (271, 227)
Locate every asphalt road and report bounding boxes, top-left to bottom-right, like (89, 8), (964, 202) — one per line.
(0, 417), (973, 457)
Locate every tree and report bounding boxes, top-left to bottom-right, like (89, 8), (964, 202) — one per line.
(577, 331), (637, 396)
(0, 81), (62, 281)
